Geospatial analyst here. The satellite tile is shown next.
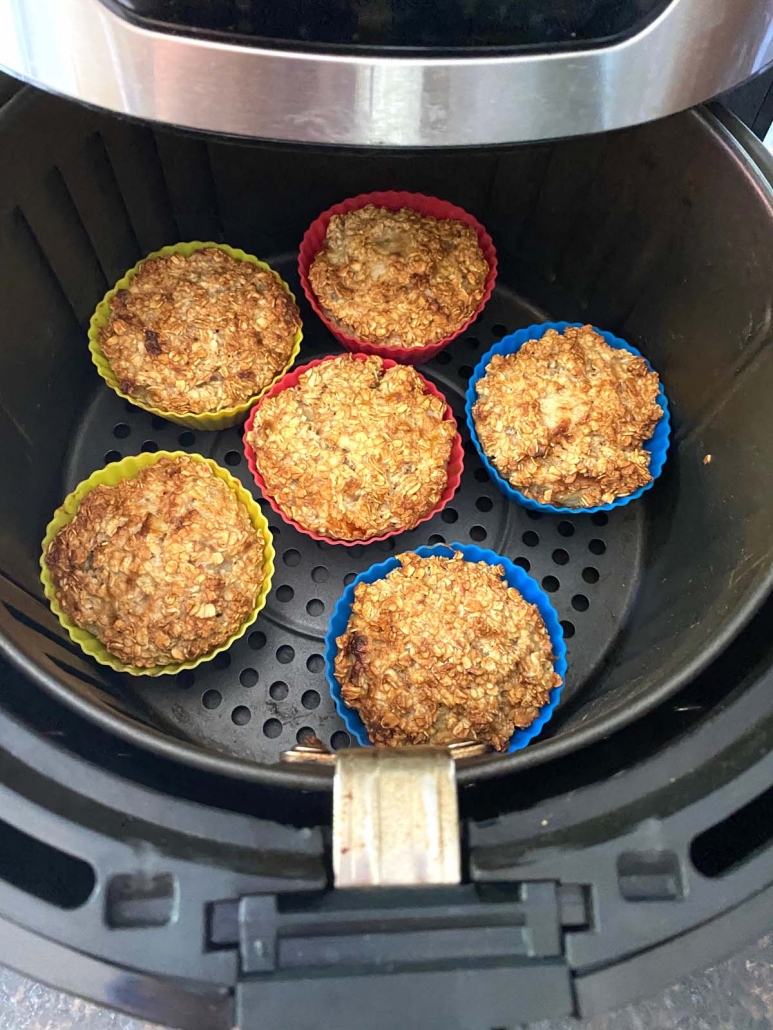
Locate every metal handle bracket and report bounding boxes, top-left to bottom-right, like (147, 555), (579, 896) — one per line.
(333, 747), (461, 888)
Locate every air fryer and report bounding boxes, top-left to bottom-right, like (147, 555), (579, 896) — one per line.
(3, 2), (773, 1028)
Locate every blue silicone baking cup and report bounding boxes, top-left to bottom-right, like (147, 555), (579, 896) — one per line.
(324, 542), (567, 752)
(464, 321), (671, 515)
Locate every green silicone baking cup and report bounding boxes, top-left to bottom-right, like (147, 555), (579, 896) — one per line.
(88, 241), (303, 430)
(40, 451), (275, 677)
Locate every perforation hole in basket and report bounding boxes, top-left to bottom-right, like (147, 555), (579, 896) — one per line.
(269, 681), (288, 701)
(232, 706), (251, 726)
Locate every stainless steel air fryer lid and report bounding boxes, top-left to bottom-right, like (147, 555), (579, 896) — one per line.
(1, 0), (773, 146)
(1, 85), (773, 798)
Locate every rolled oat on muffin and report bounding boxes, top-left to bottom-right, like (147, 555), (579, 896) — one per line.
(99, 247), (301, 415)
(308, 205), (488, 348)
(246, 354), (457, 541)
(472, 324), (662, 508)
(44, 455), (265, 668)
(334, 550), (561, 750)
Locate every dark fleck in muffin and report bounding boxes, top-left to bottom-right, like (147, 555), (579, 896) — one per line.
(308, 205), (488, 348)
(99, 247), (301, 414)
(334, 550), (560, 749)
(44, 455), (265, 668)
(472, 324), (662, 507)
(246, 355), (457, 540)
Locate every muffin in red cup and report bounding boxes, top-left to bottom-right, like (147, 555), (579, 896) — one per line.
(298, 191), (497, 365)
(243, 353), (464, 545)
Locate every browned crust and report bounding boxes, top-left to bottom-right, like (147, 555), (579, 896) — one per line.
(308, 205), (488, 348)
(335, 551), (561, 749)
(100, 248), (301, 414)
(472, 325), (662, 507)
(247, 355), (455, 540)
(45, 456), (264, 667)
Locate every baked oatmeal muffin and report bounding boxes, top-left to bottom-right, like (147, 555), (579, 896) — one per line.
(472, 325), (663, 507)
(99, 247), (301, 415)
(44, 455), (266, 668)
(308, 205), (489, 348)
(246, 354), (458, 541)
(335, 550), (561, 750)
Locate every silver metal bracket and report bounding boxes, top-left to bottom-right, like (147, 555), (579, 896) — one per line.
(333, 747), (461, 888)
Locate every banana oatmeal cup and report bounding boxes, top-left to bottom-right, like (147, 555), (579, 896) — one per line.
(97, 246), (301, 416)
(245, 354), (460, 542)
(307, 205), (489, 349)
(44, 454), (268, 670)
(472, 324), (663, 508)
(334, 549), (562, 750)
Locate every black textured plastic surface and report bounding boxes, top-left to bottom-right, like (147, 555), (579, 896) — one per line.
(65, 261), (642, 762)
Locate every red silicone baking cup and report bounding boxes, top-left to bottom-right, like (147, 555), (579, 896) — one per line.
(298, 191), (498, 365)
(243, 353), (464, 547)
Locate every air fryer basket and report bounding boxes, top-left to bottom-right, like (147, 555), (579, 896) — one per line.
(1, 88), (772, 790)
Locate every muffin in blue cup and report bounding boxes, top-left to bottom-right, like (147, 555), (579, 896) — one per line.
(324, 542), (566, 753)
(465, 321), (670, 514)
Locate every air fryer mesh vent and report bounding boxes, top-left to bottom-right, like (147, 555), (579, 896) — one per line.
(63, 264), (644, 762)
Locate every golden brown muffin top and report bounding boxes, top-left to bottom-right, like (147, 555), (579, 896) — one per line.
(45, 456), (264, 668)
(335, 550), (560, 750)
(472, 325), (662, 507)
(100, 248), (300, 414)
(247, 355), (456, 540)
(308, 205), (488, 348)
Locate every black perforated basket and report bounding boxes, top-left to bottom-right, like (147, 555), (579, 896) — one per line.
(1, 88), (772, 792)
